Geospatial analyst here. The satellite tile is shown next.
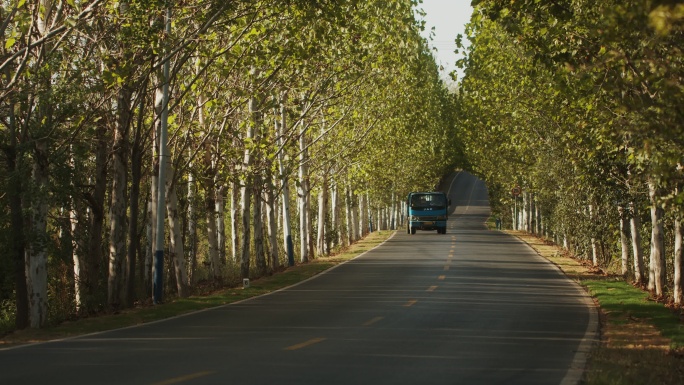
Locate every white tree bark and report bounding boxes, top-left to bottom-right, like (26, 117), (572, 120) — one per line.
(630, 202), (645, 284)
(70, 205), (81, 310)
(317, 176), (329, 256)
(230, 180), (239, 262)
(26, 142), (49, 327)
(253, 174), (266, 275)
(331, 182), (340, 249)
(186, 166), (197, 285)
(165, 164), (189, 298)
(276, 102), (293, 265)
(345, 185), (353, 245)
(240, 97), (256, 277)
(618, 206), (630, 276)
(674, 216), (683, 304)
(589, 204), (599, 266)
(265, 179), (279, 270)
(298, 120), (310, 263)
(648, 180), (666, 295)
(197, 87), (221, 279)
(522, 193), (528, 232)
(108, 85), (131, 308)
(359, 194), (367, 237)
(351, 189), (360, 242)
(216, 184), (226, 262)
(145, 195), (154, 288)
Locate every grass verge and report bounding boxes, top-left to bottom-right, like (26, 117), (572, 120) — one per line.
(509, 230), (684, 385)
(0, 230), (394, 349)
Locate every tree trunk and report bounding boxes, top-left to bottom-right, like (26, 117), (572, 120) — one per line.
(230, 179), (240, 262)
(165, 164), (189, 298)
(5, 106), (29, 328)
(589, 204), (599, 266)
(108, 86), (131, 309)
(618, 206), (631, 277)
(345, 185), (354, 245)
(317, 175), (329, 256)
(216, 184), (226, 262)
(359, 193), (368, 237)
(276, 100), (294, 265)
(674, 216), (683, 305)
(240, 97), (257, 278)
(26, 141), (49, 328)
(630, 202), (645, 285)
(186, 166), (198, 285)
(198, 90), (220, 280)
(254, 174), (266, 276)
(648, 180), (666, 296)
(125, 137), (142, 307)
(298, 120), (310, 263)
(522, 193), (528, 232)
(265, 171), (279, 270)
(331, 182), (340, 249)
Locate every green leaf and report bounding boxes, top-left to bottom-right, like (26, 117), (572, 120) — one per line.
(5, 37), (16, 50)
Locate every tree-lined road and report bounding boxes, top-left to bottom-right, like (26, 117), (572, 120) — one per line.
(0, 172), (596, 385)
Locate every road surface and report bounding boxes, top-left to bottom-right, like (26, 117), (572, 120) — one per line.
(0, 171), (596, 385)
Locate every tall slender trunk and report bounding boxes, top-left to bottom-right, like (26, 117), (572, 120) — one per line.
(165, 161), (189, 298)
(345, 186), (353, 245)
(648, 180), (666, 295)
(630, 201), (645, 284)
(230, 179), (240, 262)
(254, 174), (266, 276)
(618, 206), (631, 276)
(298, 121), (309, 263)
(589, 204), (599, 266)
(265, 170), (279, 270)
(674, 215), (683, 304)
(351, 190), (360, 242)
(108, 86), (132, 308)
(522, 193), (528, 232)
(186, 166), (198, 285)
(331, 182), (340, 249)
(276, 100), (294, 265)
(26, 141), (49, 327)
(70, 200), (82, 310)
(145, 193), (154, 290)
(216, 185), (226, 262)
(5, 103), (29, 328)
(240, 97), (256, 278)
(125, 135), (142, 306)
(198, 89), (220, 279)
(359, 194), (367, 237)
(317, 175), (329, 256)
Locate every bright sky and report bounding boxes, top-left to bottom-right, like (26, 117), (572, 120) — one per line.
(415, 0), (474, 84)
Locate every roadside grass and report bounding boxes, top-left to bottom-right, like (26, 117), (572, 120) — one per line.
(0, 230), (393, 348)
(510, 230), (684, 385)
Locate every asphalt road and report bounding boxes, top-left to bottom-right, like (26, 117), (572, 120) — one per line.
(0, 171), (597, 385)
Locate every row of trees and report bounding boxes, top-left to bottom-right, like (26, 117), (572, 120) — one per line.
(459, 1), (683, 302)
(0, 0), (463, 330)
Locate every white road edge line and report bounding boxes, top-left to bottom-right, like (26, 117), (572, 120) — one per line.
(0, 231), (398, 351)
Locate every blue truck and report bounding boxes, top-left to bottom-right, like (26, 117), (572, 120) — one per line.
(406, 191), (450, 235)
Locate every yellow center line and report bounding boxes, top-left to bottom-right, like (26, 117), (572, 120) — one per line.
(363, 316), (384, 326)
(284, 337), (326, 351)
(427, 285), (438, 292)
(150, 371), (215, 385)
(438, 275), (446, 280)
(403, 299), (418, 307)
